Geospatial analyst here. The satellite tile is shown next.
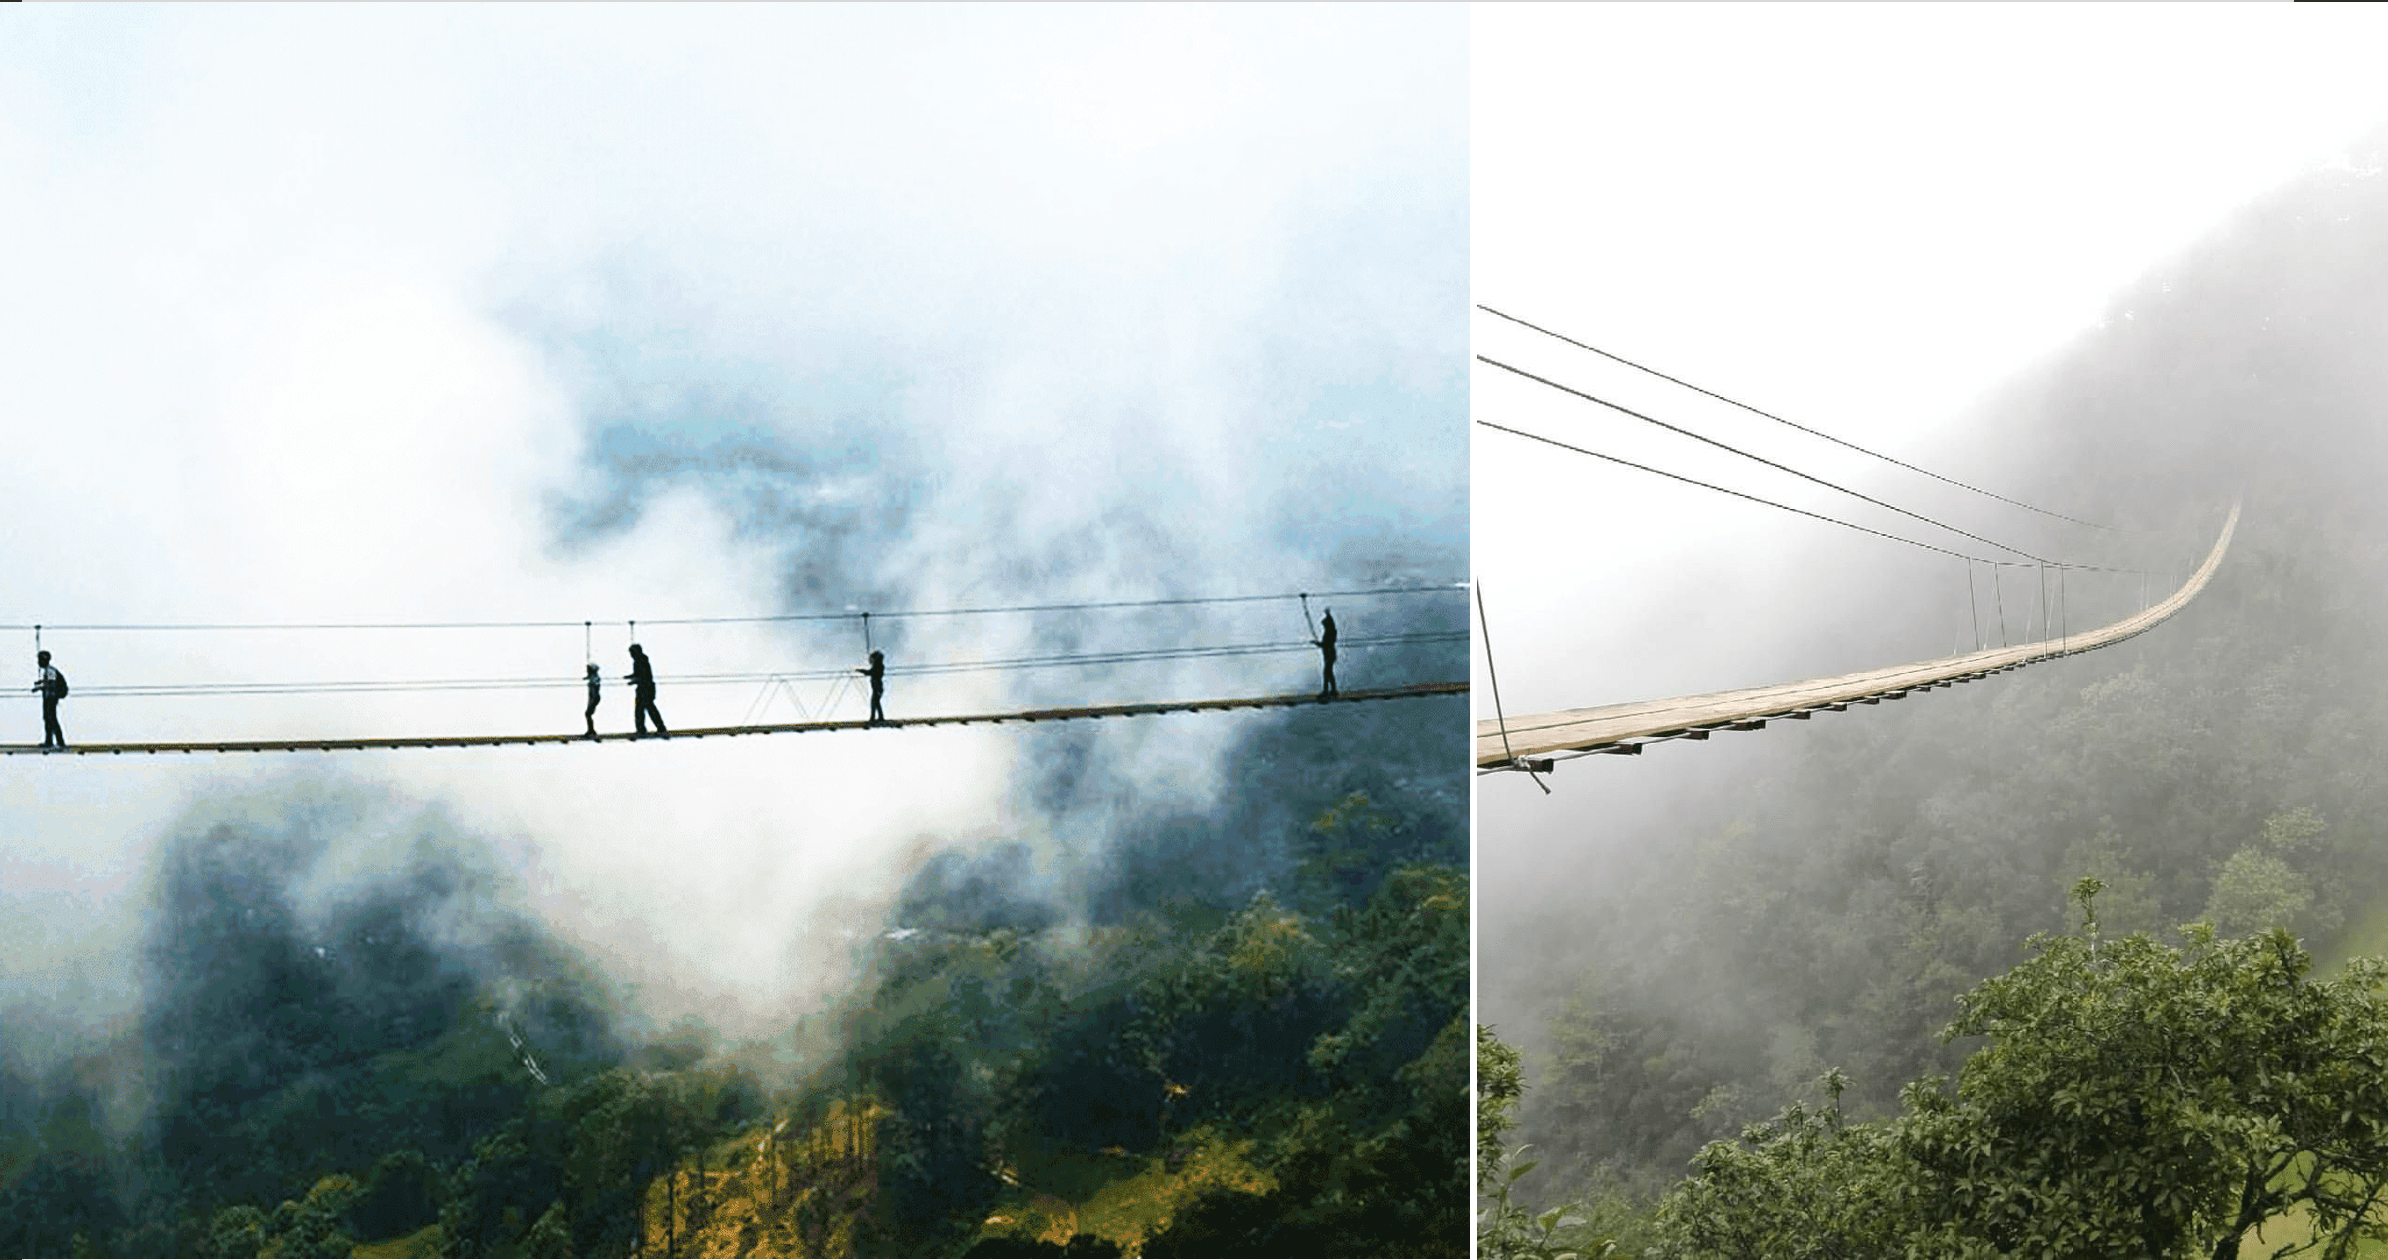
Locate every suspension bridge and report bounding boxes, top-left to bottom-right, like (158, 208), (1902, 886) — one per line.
(1, 584), (1468, 756)
(1473, 303), (2240, 778)
(1477, 504), (2235, 772)
(5, 681), (1468, 757)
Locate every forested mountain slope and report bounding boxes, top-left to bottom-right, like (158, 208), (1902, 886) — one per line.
(0, 662), (1465, 1257)
(1491, 134), (2388, 1208)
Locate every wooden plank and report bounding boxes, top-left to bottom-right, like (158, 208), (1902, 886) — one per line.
(1478, 505), (2239, 768)
(0, 680), (1466, 757)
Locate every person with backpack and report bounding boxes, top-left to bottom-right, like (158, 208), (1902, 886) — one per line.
(625, 644), (667, 738)
(31, 650), (66, 750)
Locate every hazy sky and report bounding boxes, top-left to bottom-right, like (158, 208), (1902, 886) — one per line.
(1474, 3), (2388, 756)
(0, 5), (1465, 1044)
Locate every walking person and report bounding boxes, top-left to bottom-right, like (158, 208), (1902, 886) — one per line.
(30, 650), (66, 750)
(626, 644), (667, 737)
(583, 663), (602, 739)
(1316, 608), (1338, 701)
(858, 649), (886, 724)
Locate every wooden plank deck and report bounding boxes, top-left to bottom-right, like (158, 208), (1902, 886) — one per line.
(1478, 506), (2239, 769)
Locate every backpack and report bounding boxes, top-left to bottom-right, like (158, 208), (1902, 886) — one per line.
(52, 670), (65, 699)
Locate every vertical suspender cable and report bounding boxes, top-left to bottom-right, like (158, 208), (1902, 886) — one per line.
(1993, 566), (2007, 647)
(1966, 560), (1980, 652)
(2025, 570), (2044, 649)
(1475, 581), (1547, 794)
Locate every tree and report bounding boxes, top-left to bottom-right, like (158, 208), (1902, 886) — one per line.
(1481, 1025), (1631, 1260)
(2204, 807), (2343, 941)
(280, 1175), (364, 1258)
(440, 1126), (554, 1258)
(354, 1148), (443, 1241)
(1656, 1070), (1909, 1260)
(1657, 880), (2388, 1260)
(2202, 845), (2312, 938)
(1478, 1025), (1523, 1189)
(525, 1200), (571, 1259)
(207, 1205), (269, 1259)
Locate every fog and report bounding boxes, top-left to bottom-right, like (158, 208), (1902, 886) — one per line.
(1474, 3), (2388, 1205)
(0, 4), (1464, 1103)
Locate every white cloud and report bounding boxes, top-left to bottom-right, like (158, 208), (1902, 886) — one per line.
(1475, 1), (2388, 732)
(0, 4), (1466, 1046)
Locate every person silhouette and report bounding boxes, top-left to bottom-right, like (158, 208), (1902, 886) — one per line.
(858, 649), (886, 724)
(1316, 608), (1338, 701)
(583, 662), (602, 739)
(30, 650), (65, 750)
(625, 644), (667, 737)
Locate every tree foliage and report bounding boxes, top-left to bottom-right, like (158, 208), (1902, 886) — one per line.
(1657, 884), (2388, 1259)
(1479, 1025), (1524, 1190)
(0, 691), (1470, 1258)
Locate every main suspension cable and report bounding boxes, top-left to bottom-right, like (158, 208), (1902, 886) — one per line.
(1480, 355), (2055, 563)
(1476, 303), (2122, 531)
(0, 582), (1463, 635)
(1477, 419), (2148, 575)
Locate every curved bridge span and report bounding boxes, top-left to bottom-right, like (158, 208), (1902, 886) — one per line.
(1479, 505), (2239, 773)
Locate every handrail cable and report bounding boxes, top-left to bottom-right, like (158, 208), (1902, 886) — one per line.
(1476, 420), (2148, 575)
(1480, 355), (2058, 564)
(1476, 304), (2122, 532)
(4, 630), (1467, 701)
